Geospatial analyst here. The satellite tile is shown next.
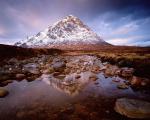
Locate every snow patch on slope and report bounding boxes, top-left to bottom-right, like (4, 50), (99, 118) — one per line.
(15, 15), (106, 47)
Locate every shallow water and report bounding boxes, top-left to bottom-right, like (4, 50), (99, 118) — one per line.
(0, 71), (150, 120)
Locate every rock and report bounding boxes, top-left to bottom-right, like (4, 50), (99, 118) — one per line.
(42, 67), (54, 74)
(52, 62), (66, 72)
(75, 75), (81, 79)
(105, 68), (116, 76)
(117, 83), (129, 89)
(23, 63), (40, 75)
(0, 88), (9, 97)
(26, 75), (39, 82)
(121, 68), (134, 77)
(64, 68), (70, 74)
(8, 58), (18, 64)
(76, 70), (81, 74)
(89, 74), (98, 81)
(100, 66), (107, 71)
(16, 74), (25, 80)
(112, 78), (120, 82)
(115, 69), (121, 75)
(115, 98), (150, 119)
(130, 76), (142, 87)
(55, 75), (66, 80)
(53, 72), (61, 77)
(1, 80), (13, 86)
(131, 76), (150, 87)
(63, 75), (75, 85)
(42, 69), (50, 74)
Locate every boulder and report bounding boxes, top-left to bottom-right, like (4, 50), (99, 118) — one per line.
(8, 58), (18, 64)
(117, 83), (129, 89)
(0, 88), (9, 97)
(131, 76), (150, 87)
(115, 98), (150, 119)
(52, 62), (66, 72)
(89, 74), (98, 81)
(1, 80), (13, 86)
(16, 74), (25, 80)
(23, 63), (40, 75)
(121, 68), (134, 77)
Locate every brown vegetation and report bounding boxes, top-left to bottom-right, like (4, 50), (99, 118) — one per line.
(0, 44), (149, 78)
(0, 44), (62, 66)
(64, 46), (150, 78)
(0, 44), (62, 59)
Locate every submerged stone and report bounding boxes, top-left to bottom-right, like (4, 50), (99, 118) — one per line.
(0, 88), (9, 98)
(115, 98), (150, 119)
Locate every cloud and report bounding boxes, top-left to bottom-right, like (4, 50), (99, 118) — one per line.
(0, 0), (150, 46)
(0, 38), (20, 45)
(112, 22), (139, 35)
(6, 6), (45, 29)
(106, 35), (147, 46)
(0, 26), (6, 36)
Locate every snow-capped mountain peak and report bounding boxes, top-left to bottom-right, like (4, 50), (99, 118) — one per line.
(15, 15), (108, 48)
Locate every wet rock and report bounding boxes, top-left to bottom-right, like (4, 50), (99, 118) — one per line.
(105, 69), (112, 76)
(0, 88), (9, 97)
(100, 66), (107, 71)
(121, 68), (134, 77)
(112, 77), (120, 82)
(115, 98), (150, 119)
(42, 67), (54, 74)
(16, 74), (25, 80)
(89, 74), (98, 81)
(55, 74), (66, 80)
(26, 75), (39, 82)
(115, 69), (121, 75)
(75, 74), (81, 79)
(117, 83), (129, 89)
(62, 75), (75, 85)
(41, 74), (51, 82)
(103, 62), (109, 66)
(53, 72), (61, 77)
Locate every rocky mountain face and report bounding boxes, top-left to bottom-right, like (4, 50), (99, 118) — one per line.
(15, 15), (109, 49)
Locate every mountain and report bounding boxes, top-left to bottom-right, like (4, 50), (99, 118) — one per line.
(15, 15), (110, 49)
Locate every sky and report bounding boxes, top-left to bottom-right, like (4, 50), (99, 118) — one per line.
(0, 0), (150, 46)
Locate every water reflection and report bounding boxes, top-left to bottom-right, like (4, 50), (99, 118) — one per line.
(41, 71), (141, 98)
(42, 72), (93, 96)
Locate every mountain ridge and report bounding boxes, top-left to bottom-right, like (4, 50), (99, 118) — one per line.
(15, 15), (110, 49)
